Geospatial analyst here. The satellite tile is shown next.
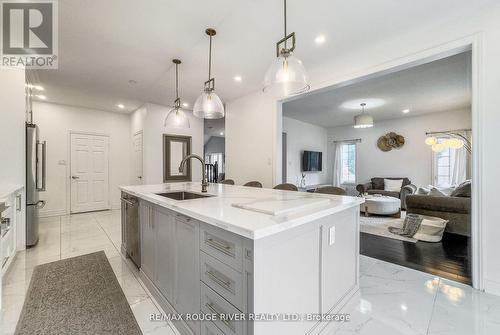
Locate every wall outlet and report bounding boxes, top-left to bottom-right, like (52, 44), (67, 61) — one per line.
(329, 226), (336, 245)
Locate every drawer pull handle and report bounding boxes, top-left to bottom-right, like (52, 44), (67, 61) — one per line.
(206, 270), (232, 292)
(205, 302), (233, 330)
(206, 237), (233, 256)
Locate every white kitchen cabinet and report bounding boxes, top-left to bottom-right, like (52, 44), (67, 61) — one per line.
(174, 215), (200, 332)
(155, 208), (176, 301)
(140, 203), (156, 281)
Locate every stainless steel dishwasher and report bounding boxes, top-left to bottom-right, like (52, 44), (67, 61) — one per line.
(121, 192), (140, 268)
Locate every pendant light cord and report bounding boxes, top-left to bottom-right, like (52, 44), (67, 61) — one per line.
(175, 63), (179, 100)
(208, 35), (212, 81)
(283, 0), (287, 48)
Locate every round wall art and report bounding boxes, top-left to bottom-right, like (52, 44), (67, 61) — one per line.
(377, 132), (405, 152)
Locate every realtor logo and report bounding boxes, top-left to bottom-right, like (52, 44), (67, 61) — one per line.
(1, 0), (58, 68)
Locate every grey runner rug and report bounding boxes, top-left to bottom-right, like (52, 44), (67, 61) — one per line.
(15, 251), (142, 335)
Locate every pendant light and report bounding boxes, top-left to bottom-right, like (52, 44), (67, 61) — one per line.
(263, 0), (310, 97)
(164, 59), (190, 128)
(353, 103), (374, 129)
(193, 28), (224, 119)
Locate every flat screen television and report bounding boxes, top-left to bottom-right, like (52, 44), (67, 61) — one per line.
(302, 151), (322, 172)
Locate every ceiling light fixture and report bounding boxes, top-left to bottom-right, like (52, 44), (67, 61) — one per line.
(164, 59), (190, 128)
(402, 109), (410, 114)
(263, 0), (310, 97)
(193, 28), (224, 119)
(117, 104), (125, 109)
(220, 132), (224, 136)
(314, 35), (326, 45)
(353, 103), (374, 128)
(233, 75), (242, 82)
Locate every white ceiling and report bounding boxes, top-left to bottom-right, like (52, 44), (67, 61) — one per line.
(31, 0), (491, 113)
(283, 51), (472, 128)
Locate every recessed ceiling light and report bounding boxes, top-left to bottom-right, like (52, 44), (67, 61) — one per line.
(36, 94), (47, 100)
(117, 104), (125, 109)
(220, 132), (224, 136)
(402, 109), (410, 114)
(314, 35), (326, 45)
(182, 102), (189, 107)
(233, 76), (242, 82)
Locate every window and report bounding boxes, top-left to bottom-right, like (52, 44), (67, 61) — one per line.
(432, 137), (455, 187)
(340, 143), (356, 184)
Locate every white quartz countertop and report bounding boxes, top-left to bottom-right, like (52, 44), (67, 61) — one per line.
(120, 182), (364, 240)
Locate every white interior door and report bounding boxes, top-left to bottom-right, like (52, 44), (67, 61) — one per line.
(133, 131), (143, 184)
(70, 133), (110, 213)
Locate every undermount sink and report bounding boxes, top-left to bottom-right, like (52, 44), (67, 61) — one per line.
(154, 191), (213, 201)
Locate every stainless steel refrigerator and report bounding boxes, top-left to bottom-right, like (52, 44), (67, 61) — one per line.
(26, 123), (46, 247)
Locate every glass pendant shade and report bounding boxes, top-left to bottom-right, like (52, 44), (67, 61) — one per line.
(193, 90), (224, 119)
(164, 107), (190, 128)
(263, 53), (310, 97)
(353, 114), (374, 128)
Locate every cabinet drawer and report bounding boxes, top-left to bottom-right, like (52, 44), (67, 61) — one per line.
(200, 225), (243, 272)
(201, 283), (244, 335)
(201, 321), (225, 335)
(201, 252), (244, 312)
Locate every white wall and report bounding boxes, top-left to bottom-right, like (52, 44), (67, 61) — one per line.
(204, 136), (225, 155)
(132, 103), (204, 184)
(0, 68), (26, 249)
(33, 102), (131, 216)
(326, 109), (471, 188)
(283, 117), (329, 186)
(224, 8), (500, 294)
(225, 92), (279, 187)
(0, 69), (26, 190)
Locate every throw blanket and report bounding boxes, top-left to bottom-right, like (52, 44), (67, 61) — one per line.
(388, 214), (423, 237)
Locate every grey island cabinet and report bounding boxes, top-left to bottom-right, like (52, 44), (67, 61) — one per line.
(120, 182), (363, 335)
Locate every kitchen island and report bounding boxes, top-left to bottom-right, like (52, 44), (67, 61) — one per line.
(120, 182), (363, 335)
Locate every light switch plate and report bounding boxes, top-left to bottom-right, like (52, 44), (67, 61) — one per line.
(329, 226), (336, 245)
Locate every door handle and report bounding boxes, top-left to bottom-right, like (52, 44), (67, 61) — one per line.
(71, 176), (80, 179)
(138, 176), (142, 179)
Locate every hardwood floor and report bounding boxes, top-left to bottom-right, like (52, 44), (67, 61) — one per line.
(360, 231), (471, 285)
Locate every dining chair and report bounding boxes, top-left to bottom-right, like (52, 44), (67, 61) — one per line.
(314, 186), (347, 195)
(273, 183), (298, 191)
(243, 181), (263, 188)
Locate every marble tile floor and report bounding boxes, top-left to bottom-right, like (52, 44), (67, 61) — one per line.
(1, 210), (500, 335)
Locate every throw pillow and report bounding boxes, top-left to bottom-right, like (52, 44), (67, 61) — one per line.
(428, 187), (446, 197)
(450, 180), (472, 197)
(384, 179), (403, 192)
(416, 187), (430, 195)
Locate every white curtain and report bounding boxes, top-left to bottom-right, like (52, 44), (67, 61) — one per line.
(332, 143), (342, 187)
(450, 131), (471, 185)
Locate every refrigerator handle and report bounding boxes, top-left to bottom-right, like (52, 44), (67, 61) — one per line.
(36, 141), (47, 191)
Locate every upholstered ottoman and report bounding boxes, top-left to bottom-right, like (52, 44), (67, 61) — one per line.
(360, 195), (401, 217)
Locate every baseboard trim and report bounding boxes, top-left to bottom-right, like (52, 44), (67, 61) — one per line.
(39, 209), (67, 218)
(484, 278), (500, 297)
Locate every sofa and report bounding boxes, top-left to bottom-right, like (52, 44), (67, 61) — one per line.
(405, 182), (471, 236)
(356, 177), (417, 210)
